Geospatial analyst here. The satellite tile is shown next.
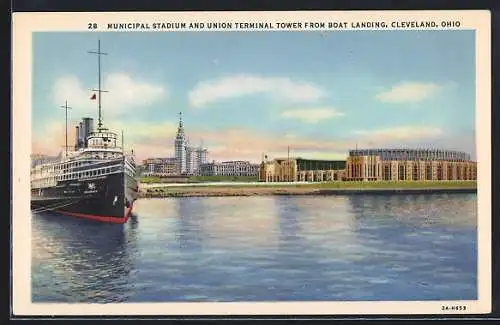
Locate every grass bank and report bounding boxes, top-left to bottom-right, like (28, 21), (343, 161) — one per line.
(139, 176), (164, 183)
(139, 180), (477, 198)
(188, 175), (259, 183)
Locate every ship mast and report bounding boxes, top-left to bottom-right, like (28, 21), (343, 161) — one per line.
(88, 39), (108, 131)
(60, 100), (72, 157)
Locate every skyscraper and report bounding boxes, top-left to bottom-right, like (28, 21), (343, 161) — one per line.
(195, 146), (208, 167)
(174, 112), (186, 174)
(184, 139), (209, 176)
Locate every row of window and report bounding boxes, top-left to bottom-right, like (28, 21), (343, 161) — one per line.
(347, 164), (476, 181)
(205, 169), (258, 172)
(349, 150), (471, 161)
(38, 156), (119, 174)
(57, 166), (120, 181)
(31, 179), (57, 188)
(88, 138), (118, 147)
(295, 174), (342, 181)
(32, 162), (116, 179)
(201, 172), (259, 176)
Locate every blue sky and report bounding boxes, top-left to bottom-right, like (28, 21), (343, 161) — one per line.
(32, 30), (476, 162)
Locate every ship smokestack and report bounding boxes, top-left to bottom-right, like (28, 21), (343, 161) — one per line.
(88, 118), (94, 133)
(82, 117), (94, 147)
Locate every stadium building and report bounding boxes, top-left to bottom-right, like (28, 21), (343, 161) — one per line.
(345, 148), (477, 181)
(259, 148), (476, 183)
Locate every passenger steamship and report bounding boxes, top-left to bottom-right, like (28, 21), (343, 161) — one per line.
(30, 40), (139, 224)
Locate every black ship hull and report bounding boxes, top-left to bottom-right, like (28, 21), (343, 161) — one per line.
(31, 171), (139, 224)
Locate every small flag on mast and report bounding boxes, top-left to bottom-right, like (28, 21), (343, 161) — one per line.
(90, 93), (97, 100)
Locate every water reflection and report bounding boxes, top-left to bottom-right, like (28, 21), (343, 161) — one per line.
(348, 193), (477, 228)
(31, 212), (138, 303)
(200, 197), (280, 249)
(33, 193), (478, 302)
(345, 194), (477, 300)
(275, 196), (365, 262)
(276, 196), (301, 243)
(174, 198), (206, 250)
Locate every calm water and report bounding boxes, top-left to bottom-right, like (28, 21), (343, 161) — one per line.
(31, 193), (477, 303)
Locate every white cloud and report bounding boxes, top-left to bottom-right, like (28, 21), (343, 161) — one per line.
(375, 81), (454, 103)
(32, 121), (69, 156)
(283, 133), (298, 139)
(52, 73), (167, 120)
(353, 125), (444, 141)
(188, 74), (325, 107)
(106, 120), (177, 142)
(94, 120), (178, 161)
(280, 108), (344, 124)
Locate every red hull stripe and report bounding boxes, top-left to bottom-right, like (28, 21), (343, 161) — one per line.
(53, 201), (135, 224)
(55, 210), (128, 224)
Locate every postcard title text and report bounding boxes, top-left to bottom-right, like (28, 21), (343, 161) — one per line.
(92, 20), (463, 31)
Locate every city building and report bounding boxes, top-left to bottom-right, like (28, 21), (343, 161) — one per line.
(345, 148), (477, 181)
(200, 160), (260, 177)
(174, 112), (187, 174)
(142, 157), (177, 176)
(195, 146), (208, 171)
(186, 142), (208, 176)
(31, 153), (60, 168)
(172, 112), (209, 176)
(259, 157), (346, 182)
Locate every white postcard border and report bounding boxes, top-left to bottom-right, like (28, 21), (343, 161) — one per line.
(12, 10), (492, 316)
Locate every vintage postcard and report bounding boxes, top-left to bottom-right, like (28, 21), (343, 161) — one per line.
(12, 10), (491, 316)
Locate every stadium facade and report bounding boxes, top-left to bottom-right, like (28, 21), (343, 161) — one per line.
(345, 148), (476, 181)
(259, 148), (477, 182)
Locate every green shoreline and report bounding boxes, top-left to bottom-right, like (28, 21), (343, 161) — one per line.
(139, 181), (477, 198)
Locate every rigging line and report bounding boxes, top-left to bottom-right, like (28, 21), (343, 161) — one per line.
(31, 198), (86, 213)
(31, 198), (82, 212)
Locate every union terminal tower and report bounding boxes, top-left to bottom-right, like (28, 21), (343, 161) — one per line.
(174, 112), (208, 175)
(174, 112), (187, 174)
